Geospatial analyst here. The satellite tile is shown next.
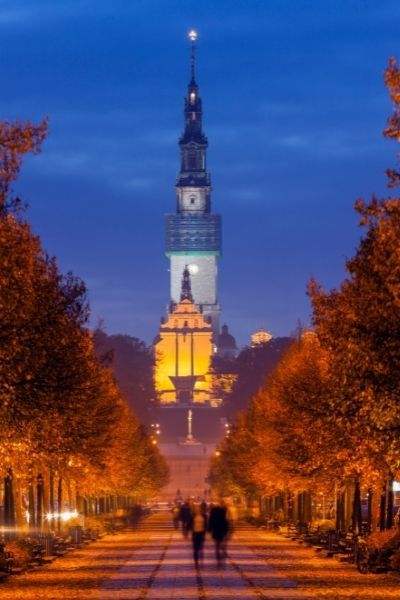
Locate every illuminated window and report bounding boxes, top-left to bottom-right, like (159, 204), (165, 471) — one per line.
(190, 92), (196, 103)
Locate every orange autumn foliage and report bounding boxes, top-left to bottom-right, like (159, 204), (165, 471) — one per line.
(0, 119), (48, 208)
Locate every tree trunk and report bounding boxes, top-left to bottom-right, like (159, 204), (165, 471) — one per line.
(4, 468), (16, 530)
(336, 489), (345, 532)
(49, 470), (55, 514)
(28, 479), (35, 531)
(14, 479), (24, 529)
(57, 476), (63, 531)
(76, 489), (85, 515)
(304, 491), (312, 525)
(66, 478), (72, 511)
(42, 472), (49, 520)
(321, 494), (326, 520)
(36, 473), (44, 530)
(344, 483), (353, 532)
(386, 478), (394, 530)
(379, 483), (386, 530)
(367, 488), (373, 534)
(289, 491), (294, 522)
(371, 487), (379, 532)
(351, 479), (362, 534)
(297, 492), (303, 527)
(335, 493), (340, 532)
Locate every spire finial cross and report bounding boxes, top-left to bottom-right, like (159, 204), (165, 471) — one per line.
(188, 30), (198, 82)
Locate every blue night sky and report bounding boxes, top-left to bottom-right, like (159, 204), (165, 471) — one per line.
(2, 0), (399, 347)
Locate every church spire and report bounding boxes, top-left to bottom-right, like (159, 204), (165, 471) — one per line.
(165, 33), (221, 338)
(180, 266), (194, 302)
(176, 30), (209, 191)
(188, 30), (197, 85)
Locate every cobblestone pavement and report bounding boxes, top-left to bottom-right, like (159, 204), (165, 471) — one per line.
(0, 513), (399, 599)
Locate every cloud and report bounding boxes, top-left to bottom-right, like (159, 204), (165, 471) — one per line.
(229, 187), (264, 204)
(259, 101), (304, 117)
(0, 7), (29, 24)
(275, 130), (381, 158)
(122, 177), (154, 190)
(278, 135), (310, 149)
(0, 0), (108, 28)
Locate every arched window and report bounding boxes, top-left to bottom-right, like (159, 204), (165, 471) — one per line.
(187, 148), (197, 170)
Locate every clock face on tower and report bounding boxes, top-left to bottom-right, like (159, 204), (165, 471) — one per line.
(188, 263), (199, 275)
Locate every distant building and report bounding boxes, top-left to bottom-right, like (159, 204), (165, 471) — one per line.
(154, 267), (214, 405)
(301, 329), (317, 342)
(159, 441), (215, 502)
(251, 326), (273, 347)
(217, 324), (238, 359)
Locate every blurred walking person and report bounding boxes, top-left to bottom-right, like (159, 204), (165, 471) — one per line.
(179, 499), (191, 538)
(171, 503), (180, 529)
(208, 499), (229, 569)
(189, 504), (207, 569)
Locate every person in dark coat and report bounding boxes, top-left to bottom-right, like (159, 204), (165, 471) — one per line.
(208, 500), (229, 568)
(179, 499), (192, 538)
(188, 504), (207, 568)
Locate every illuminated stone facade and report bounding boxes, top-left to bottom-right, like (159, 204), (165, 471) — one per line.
(154, 268), (214, 405)
(158, 442), (215, 501)
(251, 326), (273, 347)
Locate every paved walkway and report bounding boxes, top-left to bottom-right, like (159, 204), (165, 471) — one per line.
(0, 513), (399, 599)
(94, 516), (304, 600)
(96, 523), (303, 599)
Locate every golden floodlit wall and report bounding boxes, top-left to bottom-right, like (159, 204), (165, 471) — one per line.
(154, 298), (214, 404)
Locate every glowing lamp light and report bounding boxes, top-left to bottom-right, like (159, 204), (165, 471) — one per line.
(188, 30), (198, 42)
(61, 510), (78, 522)
(45, 509), (78, 522)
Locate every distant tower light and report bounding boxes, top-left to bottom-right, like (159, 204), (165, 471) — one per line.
(188, 30), (198, 42)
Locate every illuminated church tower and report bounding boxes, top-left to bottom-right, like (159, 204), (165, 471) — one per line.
(154, 35), (237, 498)
(165, 31), (221, 337)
